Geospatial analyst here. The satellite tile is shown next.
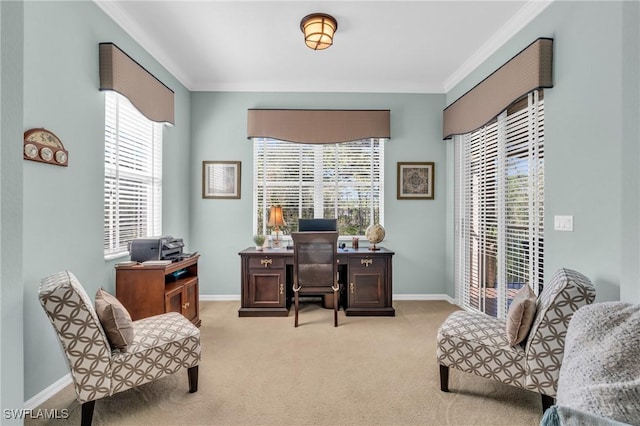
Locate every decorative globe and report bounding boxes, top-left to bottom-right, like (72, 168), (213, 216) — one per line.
(365, 224), (385, 251)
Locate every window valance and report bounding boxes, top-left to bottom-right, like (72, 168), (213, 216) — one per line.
(99, 43), (175, 125)
(442, 38), (553, 140)
(247, 109), (390, 144)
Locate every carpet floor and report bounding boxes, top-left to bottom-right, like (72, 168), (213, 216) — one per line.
(26, 300), (542, 425)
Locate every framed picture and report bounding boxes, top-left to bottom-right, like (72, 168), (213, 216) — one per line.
(397, 162), (434, 200)
(202, 161), (241, 199)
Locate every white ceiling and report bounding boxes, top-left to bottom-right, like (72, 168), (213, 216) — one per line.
(95, 0), (552, 94)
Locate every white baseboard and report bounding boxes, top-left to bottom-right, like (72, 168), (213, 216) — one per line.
(392, 294), (456, 304)
(24, 373), (72, 410)
(199, 294), (240, 301)
(199, 294), (456, 304)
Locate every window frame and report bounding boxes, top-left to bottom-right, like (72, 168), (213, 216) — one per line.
(103, 91), (163, 259)
(252, 138), (385, 239)
(454, 90), (544, 318)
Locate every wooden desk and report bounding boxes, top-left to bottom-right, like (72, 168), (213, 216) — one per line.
(238, 247), (394, 317)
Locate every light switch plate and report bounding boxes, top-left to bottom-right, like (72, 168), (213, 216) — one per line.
(554, 215), (574, 231)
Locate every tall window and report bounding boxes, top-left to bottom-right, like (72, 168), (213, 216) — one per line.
(253, 138), (384, 236)
(104, 91), (163, 258)
(454, 91), (544, 318)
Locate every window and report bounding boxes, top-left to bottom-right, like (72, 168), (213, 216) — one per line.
(253, 138), (384, 236)
(454, 91), (544, 318)
(104, 91), (163, 258)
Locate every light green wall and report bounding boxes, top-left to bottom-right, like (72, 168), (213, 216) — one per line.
(1, 1), (25, 421)
(620, 0), (640, 303)
(190, 92), (447, 297)
(22, 1), (191, 401)
(15, 0), (640, 408)
(445, 1), (640, 303)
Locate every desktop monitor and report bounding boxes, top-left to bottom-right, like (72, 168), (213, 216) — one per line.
(298, 218), (337, 232)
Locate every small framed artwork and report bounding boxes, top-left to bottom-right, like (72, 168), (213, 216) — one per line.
(202, 161), (241, 199)
(397, 162), (434, 200)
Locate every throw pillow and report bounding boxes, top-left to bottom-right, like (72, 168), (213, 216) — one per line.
(95, 288), (134, 351)
(505, 284), (537, 346)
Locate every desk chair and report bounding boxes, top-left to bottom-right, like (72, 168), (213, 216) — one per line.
(291, 231), (340, 327)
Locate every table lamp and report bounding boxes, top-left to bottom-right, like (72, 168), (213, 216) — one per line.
(268, 205), (286, 248)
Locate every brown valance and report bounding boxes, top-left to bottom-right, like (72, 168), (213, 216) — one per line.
(99, 43), (175, 125)
(247, 109), (390, 143)
(443, 38), (553, 139)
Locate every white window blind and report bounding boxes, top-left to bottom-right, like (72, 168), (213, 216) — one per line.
(253, 138), (384, 236)
(104, 91), (162, 258)
(454, 91), (544, 318)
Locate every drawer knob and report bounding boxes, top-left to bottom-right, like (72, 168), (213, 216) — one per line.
(260, 258), (273, 267)
(182, 302), (190, 309)
(361, 258), (373, 267)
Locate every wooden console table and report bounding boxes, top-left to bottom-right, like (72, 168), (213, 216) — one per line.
(238, 247), (394, 317)
(115, 255), (201, 327)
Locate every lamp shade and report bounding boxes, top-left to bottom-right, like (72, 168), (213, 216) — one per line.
(268, 206), (286, 229)
(300, 13), (337, 51)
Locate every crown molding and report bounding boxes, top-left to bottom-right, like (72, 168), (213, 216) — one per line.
(443, 0), (554, 93)
(94, 0), (194, 90)
(95, 0), (553, 94)
(190, 81), (446, 94)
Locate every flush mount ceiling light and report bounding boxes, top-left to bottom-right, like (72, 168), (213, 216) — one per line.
(300, 13), (338, 51)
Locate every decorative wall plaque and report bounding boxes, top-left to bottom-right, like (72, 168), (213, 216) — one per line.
(24, 128), (68, 167)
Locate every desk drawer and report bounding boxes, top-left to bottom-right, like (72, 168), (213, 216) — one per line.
(248, 256), (285, 269)
(349, 255), (383, 270)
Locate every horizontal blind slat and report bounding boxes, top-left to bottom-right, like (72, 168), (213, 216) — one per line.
(254, 137), (384, 235)
(454, 92), (544, 317)
(104, 91), (163, 254)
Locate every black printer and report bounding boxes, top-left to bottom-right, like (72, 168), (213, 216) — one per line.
(128, 236), (185, 262)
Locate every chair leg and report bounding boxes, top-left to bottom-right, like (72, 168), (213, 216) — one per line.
(541, 393), (554, 413)
(188, 365), (199, 393)
(81, 400), (95, 426)
(439, 365), (450, 392)
(294, 291), (299, 327)
(333, 289), (338, 327)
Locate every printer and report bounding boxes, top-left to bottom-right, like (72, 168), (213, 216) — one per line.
(129, 236), (185, 262)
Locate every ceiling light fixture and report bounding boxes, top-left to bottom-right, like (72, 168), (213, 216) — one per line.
(300, 13), (338, 51)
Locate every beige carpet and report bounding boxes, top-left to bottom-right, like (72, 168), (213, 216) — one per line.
(27, 300), (542, 426)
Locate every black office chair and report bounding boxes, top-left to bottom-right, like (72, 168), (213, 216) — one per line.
(291, 231), (340, 327)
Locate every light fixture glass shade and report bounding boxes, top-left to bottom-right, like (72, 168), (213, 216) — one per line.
(300, 13), (337, 51)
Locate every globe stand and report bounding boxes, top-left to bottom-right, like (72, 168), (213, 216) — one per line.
(365, 223), (386, 252)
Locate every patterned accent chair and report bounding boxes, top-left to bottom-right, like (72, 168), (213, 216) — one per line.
(436, 268), (596, 412)
(38, 271), (201, 426)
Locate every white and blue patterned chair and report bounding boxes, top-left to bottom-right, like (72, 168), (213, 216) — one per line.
(38, 271), (201, 426)
(436, 268), (595, 412)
